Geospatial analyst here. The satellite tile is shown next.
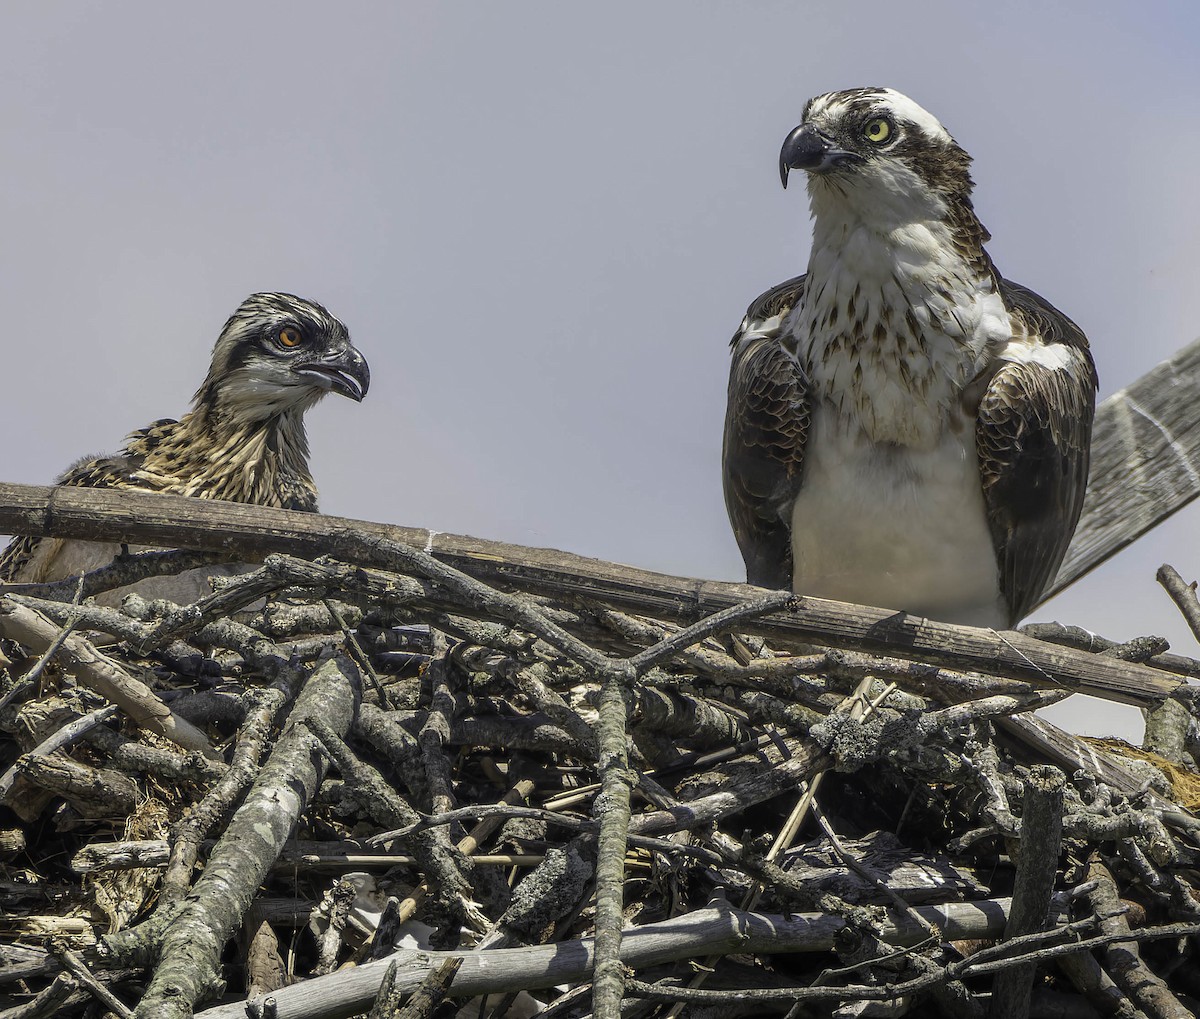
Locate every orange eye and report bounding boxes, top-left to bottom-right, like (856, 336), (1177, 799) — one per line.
(278, 326), (302, 348)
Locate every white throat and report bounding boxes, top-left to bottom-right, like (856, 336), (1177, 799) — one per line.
(792, 183), (1009, 448)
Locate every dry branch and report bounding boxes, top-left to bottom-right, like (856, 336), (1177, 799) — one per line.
(192, 899), (1017, 1019)
(989, 766), (1065, 1019)
(0, 599), (217, 758)
(101, 656), (361, 1018)
(0, 483), (1188, 705)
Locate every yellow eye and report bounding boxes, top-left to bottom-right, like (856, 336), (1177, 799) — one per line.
(278, 326), (302, 348)
(863, 117), (892, 144)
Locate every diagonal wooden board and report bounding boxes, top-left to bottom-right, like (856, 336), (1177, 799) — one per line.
(1045, 335), (1200, 600)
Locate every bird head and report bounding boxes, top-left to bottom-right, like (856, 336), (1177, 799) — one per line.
(780, 88), (977, 227)
(194, 292), (370, 423)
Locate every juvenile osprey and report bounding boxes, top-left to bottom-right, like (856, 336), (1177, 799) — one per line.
(0, 292), (369, 602)
(723, 88), (1097, 628)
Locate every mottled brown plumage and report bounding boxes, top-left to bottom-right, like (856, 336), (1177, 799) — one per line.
(723, 276), (809, 589)
(975, 281), (1095, 621)
(0, 292), (369, 598)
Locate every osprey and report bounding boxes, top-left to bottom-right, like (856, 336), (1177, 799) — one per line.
(0, 292), (370, 603)
(723, 88), (1097, 628)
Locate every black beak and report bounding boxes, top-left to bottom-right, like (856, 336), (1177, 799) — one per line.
(296, 343), (371, 402)
(779, 123), (853, 187)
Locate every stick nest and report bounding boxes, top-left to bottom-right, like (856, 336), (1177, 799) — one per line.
(3, 544), (1200, 1019)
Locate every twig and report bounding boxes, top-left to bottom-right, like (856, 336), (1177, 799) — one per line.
(370, 957), (461, 1019)
(1157, 564), (1200, 644)
(323, 597), (388, 706)
(627, 591), (796, 674)
(1055, 949), (1140, 1019)
(158, 682), (291, 903)
(0, 971), (79, 1019)
(0, 598), (218, 758)
(306, 713), (479, 934)
(312, 878), (358, 976)
(4, 575), (87, 705)
(0, 704), (119, 800)
(101, 656), (362, 1016)
(1085, 856), (1194, 1019)
(1, 548), (230, 603)
(809, 799), (936, 941)
(50, 941), (133, 1019)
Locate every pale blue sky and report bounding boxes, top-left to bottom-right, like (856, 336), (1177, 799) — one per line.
(3, 3), (1199, 737)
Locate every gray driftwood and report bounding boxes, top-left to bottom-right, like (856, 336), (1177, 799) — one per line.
(1049, 335), (1200, 596)
(193, 899), (1015, 1019)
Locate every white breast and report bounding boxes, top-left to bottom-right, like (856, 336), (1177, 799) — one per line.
(785, 185), (1018, 626)
(796, 211), (1009, 449)
(790, 407), (1006, 627)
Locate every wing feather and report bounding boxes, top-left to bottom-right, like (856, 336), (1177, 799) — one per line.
(977, 279), (1097, 624)
(0, 423), (169, 583)
(722, 276), (810, 588)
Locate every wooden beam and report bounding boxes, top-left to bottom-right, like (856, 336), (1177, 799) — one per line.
(0, 481), (1186, 707)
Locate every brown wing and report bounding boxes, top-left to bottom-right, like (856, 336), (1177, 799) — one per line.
(0, 423), (171, 583)
(0, 534), (39, 583)
(722, 276), (810, 589)
(976, 279), (1098, 625)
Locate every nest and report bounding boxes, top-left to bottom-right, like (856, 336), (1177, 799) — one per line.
(3, 521), (1200, 1019)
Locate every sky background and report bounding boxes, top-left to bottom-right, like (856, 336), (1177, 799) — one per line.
(3, 2), (1199, 739)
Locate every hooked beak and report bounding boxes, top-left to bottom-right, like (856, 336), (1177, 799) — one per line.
(779, 123), (860, 187)
(295, 343), (371, 402)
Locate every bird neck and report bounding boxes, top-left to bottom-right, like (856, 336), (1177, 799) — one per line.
(796, 195), (1004, 447)
(135, 404), (318, 510)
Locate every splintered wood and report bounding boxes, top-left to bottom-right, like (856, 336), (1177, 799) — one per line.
(2, 494), (1200, 1018)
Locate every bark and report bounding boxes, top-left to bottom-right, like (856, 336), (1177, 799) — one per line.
(193, 899), (1016, 1019)
(989, 766), (1065, 1019)
(0, 482), (1188, 705)
(101, 655), (361, 1019)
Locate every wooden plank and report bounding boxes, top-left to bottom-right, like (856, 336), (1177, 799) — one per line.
(0, 482), (1185, 707)
(1047, 336), (1200, 598)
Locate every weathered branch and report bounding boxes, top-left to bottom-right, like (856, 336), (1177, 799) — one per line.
(100, 655), (361, 1018)
(193, 899), (1016, 1019)
(1085, 857), (1193, 1019)
(158, 683), (291, 904)
(0, 483), (1186, 706)
(0, 599), (218, 758)
(590, 659), (636, 1019)
(989, 766), (1065, 1019)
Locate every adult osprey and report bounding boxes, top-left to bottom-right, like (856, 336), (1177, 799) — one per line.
(0, 292), (369, 603)
(723, 88), (1096, 628)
